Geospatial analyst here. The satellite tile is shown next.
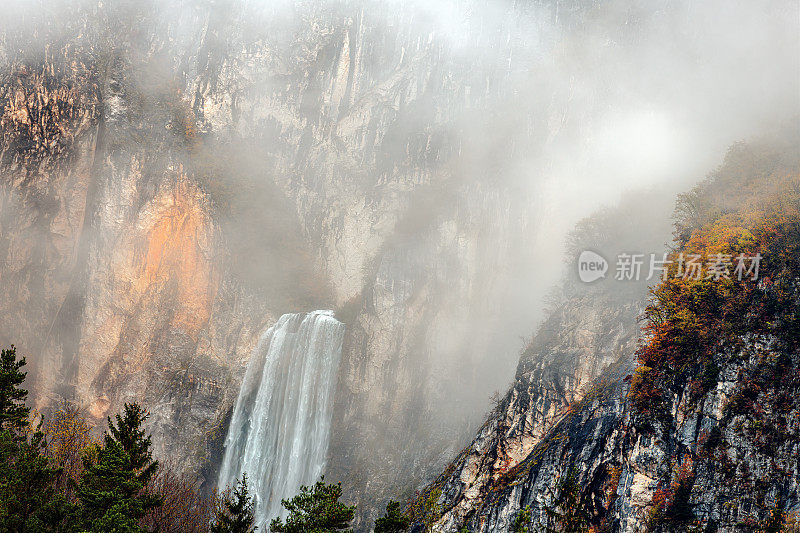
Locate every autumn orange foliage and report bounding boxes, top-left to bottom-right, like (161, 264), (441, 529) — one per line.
(43, 401), (97, 501)
(630, 140), (800, 420)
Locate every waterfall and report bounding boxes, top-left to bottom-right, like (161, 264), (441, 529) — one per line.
(217, 310), (345, 527)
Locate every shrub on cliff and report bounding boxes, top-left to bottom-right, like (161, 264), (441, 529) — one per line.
(647, 454), (696, 528)
(628, 138), (800, 528)
(143, 464), (219, 533)
(511, 505), (532, 533)
(544, 466), (590, 533)
(630, 140), (800, 419)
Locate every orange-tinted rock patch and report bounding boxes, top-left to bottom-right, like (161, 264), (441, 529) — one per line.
(131, 173), (219, 339)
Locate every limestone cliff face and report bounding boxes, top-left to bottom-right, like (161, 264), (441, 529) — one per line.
(421, 140), (800, 532)
(445, 362), (634, 532)
(182, 3), (689, 524)
(408, 260), (650, 532)
(0, 38), (101, 402)
(417, 186), (675, 530)
(327, 181), (527, 528)
(427, 293), (641, 532)
(616, 337), (800, 531)
(7, 1), (786, 529)
(0, 4), (272, 479)
(184, 2), (544, 517)
(1, 0), (548, 494)
(430, 335), (800, 532)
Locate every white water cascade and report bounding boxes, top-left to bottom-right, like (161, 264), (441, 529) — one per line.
(217, 310), (345, 527)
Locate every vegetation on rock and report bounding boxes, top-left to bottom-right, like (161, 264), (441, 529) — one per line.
(374, 500), (410, 533)
(511, 505), (531, 533)
(544, 466), (590, 533)
(212, 475), (257, 533)
(269, 477), (356, 533)
(408, 487), (443, 532)
(630, 138), (800, 530)
(631, 141), (800, 419)
(0, 345), (252, 533)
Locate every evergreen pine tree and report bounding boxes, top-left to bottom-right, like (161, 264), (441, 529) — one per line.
(269, 477), (355, 533)
(75, 402), (162, 532)
(374, 500), (410, 533)
(0, 346), (69, 531)
(0, 346), (30, 435)
(212, 474), (257, 533)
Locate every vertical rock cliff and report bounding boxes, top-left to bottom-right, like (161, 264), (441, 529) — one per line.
(2, 0), (558, 503)
(0, 2), (284, 479)
(2, 1), (797, 530)
(4, 0), (630, 510)
(416, 188), (673, 531)
(420, 136), (800, 532)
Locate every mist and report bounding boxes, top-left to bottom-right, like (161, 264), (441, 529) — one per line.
(1, 0), (798, 528)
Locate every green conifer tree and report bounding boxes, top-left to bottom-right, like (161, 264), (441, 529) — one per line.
(212, 474), (257, 533)
(0, 346), (69, 531)
(0, 346), (30, 435)
(269, 477), (355, 533)
(374, 500), (410, 533)
(75, 403), (162, 532)
(545, 466), (590, 533)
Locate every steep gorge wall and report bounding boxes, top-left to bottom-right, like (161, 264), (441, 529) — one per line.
(4, 2), (790, 528)
(0, 5), (274, 478)
(428, 295), (641, 531)
(0, 0), (555, 495)
(421, 138), (800, 532)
